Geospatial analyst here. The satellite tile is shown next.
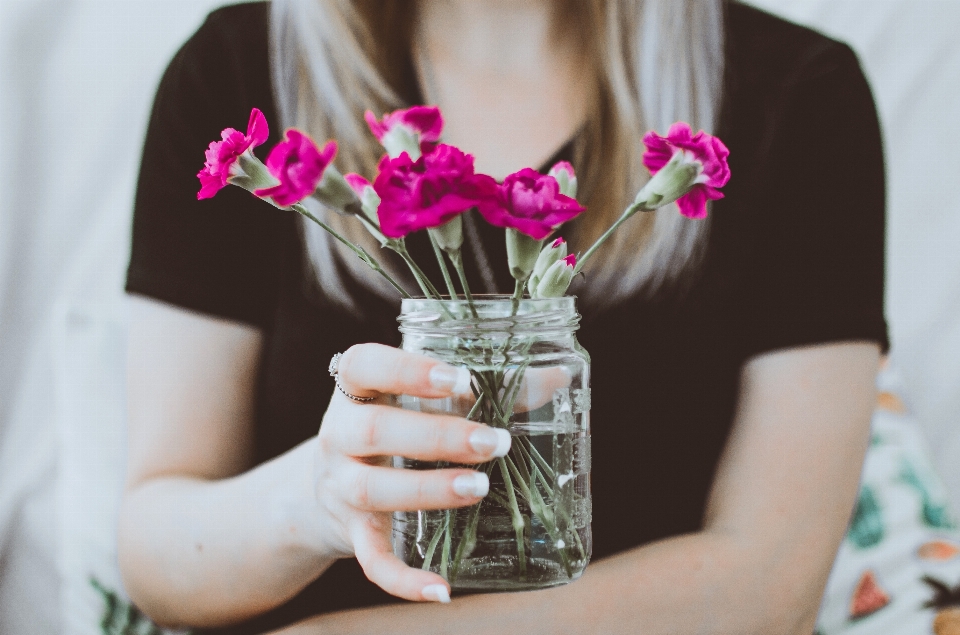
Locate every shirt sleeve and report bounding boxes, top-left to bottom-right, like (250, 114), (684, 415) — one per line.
(125, 5), (285, 328)
(727, 41), (889, 359)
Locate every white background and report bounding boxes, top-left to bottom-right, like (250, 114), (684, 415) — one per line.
(0, 1), (958, 631)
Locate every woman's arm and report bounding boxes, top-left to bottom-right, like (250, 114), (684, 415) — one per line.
(274, 340), (880, 635)
(119, 296), (332, 627)
(119, 296), (511, 628)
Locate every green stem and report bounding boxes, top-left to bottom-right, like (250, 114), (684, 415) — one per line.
(449, 251), (479, 318)
(429, 233), (459, 299)
(504, 455), (531, 500)
(573, 202), (644, 275)
(497, 457), (527, 578)
(465, 392), (484, 421)
(529, 466), (574, 578)
(511, 278), (525, 315)
(421, 516), (445, 572)
(440, 509), (453, 579)
(450, 501), (481, 581)
(394, 242), (441, 299)
(291, 205), (410, 297)
(520, 436), (556, 483)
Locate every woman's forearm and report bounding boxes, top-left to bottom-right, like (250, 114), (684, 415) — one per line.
(274, 529), (816, 635)
(118, 437), (335, 628)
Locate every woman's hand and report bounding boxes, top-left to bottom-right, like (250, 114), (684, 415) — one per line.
(120, 300), (511, 626)
(310, 343), (511, 603)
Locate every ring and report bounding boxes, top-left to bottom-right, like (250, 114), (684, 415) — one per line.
(328, 352), (376, 403)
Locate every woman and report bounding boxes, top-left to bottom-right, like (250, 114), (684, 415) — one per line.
(119, 0), (887, 633)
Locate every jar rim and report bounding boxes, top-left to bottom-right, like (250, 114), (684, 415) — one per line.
(398, 295), (580, 333)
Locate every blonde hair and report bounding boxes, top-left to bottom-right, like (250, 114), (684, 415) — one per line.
(269, 0), (724, 307)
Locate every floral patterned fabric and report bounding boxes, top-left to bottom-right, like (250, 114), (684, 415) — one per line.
(816, 361), (960, 635)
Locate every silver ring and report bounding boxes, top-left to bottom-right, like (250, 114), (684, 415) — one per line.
(329, 352), (376, 403)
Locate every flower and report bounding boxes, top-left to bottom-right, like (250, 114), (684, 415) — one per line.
(365, 105), (444, 160)
(505, 229), (541, 282)
(373, 143), (496, 239)
(529, 237), (568, 292)
(344, 173), (381, 225)
(254, 130), (337, 207)
(430, 216), (464, 254)
(531, 254), (576, 298)
(197, 108), (270, 199)
(548, 162), (578, 198)
(640, 122), (730, 219)
(479, 168), (585, 241)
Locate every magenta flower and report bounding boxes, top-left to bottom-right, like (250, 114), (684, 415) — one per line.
(531, 253), (577, 299)
(344, 173), (372, 196)
(197, 108), (269, 200)
(641, 122), (730, 219)
(254, 130), (336, 207)
(548, 161), (578, 198)
(364, 106), (444, 159)
(365, 106), (443, 144)
(343, 173), (382, 227)
(373, 144), (496, 238)
(478, 168), (585, 241)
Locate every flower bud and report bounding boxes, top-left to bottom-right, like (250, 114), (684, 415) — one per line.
(231, 150), (277, 194)
(505, 228), (541, 282)
(529, 237), (567, 293)
(633, 151), (700, 211)
(344, 173), (381, 225)
(548, 161), (578, 199)
(428, 215), (463, 254)
(531, 254), (576, 298)
(365, 106), (444, 161)
(380, 125), (422, 160)
(315, 168), (364, 217)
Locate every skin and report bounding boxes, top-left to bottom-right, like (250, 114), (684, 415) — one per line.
(118, 1), (881, 633)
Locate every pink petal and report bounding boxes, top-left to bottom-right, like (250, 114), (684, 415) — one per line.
(400, 106), (444, 142)
(666, 122), (694, 145)
(254, 130), (334, 206)
(246, 108), (269, 148)
(344, 173), (372, 196)
(676, 185), (709, 219)
(641, 132), (675, 173)
(196, 168), (224, 200)
(364, 110), (387, 141)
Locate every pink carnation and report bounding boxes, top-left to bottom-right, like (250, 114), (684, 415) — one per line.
(364, 106), (444, 145)
(478, 168), (585, 241)
(197, 108), (269, 200)
(344, 173), (373, 196)
(372, 144), (496, 239)
(254, 130), (336, 207)
(642, 122), (730, 219)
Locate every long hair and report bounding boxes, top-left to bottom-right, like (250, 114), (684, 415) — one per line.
(269, 0), (725, 308)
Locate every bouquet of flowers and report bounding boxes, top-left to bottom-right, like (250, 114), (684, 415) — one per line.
(198, 105), (729, 590)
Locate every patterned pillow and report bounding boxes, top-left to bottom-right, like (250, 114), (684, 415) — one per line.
(816, 361), (960, 635)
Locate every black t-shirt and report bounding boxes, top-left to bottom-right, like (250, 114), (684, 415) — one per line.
(126, 2), (889, 632)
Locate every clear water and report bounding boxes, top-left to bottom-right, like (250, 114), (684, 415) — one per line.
(392, 428), (592, 592)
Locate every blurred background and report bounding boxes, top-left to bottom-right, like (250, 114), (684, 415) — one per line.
(1, 1), (958, 633)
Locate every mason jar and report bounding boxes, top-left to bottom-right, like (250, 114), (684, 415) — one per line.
(392, 295), (592, 592)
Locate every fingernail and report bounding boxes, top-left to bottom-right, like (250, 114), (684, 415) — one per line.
(429, 365), (472, 395)
(422, 584), (451, 603)
(469, 428), (512, 458)
(452, 472), (489, 498)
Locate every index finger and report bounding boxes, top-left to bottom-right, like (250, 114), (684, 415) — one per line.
(337, 344), (473, 400)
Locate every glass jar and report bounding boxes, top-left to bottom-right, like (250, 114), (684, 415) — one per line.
(392, 296), (592, 592)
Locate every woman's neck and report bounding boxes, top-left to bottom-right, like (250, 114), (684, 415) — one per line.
(415, 0), (591, 179)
